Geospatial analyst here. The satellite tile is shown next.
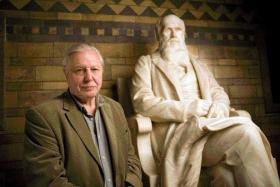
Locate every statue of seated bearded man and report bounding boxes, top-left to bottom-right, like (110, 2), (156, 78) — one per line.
(130, 14), (280, 187)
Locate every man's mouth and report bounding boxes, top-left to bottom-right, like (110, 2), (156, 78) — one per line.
(168, 38), (180, 42)
(81, 86), (95, 90)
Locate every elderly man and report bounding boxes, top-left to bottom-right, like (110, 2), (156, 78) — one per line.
(24, 43), (142, 187)
(131, 14), (279, 187)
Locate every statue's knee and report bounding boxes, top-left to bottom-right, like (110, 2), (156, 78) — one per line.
(208, 164), (235, 186)
(230, 109), (251, 119)
(236, 125), (260, 142)
(239, 110), (251, 119)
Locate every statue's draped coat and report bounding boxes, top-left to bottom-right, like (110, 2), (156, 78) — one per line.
(131, 52), (278, 187)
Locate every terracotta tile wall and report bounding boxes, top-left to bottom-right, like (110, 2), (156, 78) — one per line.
(0, 0), (279, 186)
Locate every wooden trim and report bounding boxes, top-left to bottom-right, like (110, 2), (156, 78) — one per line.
(256, 31), (280, 113)
(0, 15), (4, 129)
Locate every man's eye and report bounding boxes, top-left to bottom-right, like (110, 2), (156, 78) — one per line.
(91, 68), (99, 72)
(175, 28), (182, 31)
(73, 68), (85, 75)
(163, 29), (170, 33)
(75, 69), (83, 73)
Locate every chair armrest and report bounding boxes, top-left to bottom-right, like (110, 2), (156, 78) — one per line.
(135, 114), (153, 133)
(230, 108), (251, 119)
(128, 114), (158, 176)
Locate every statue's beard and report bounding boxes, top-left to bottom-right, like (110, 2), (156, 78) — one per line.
(159, 38), (189, 65)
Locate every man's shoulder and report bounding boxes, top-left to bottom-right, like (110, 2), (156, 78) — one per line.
(138, 54), (152, 62)
(26, 92), (65, 115)
(137, 51), (161, 67)
(190, 57), (209, 69)
(100, 95), (126, 117)
(101, 95), (122, 109)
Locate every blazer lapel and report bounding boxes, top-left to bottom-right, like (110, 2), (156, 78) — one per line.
(191, 58), (211, 100)
(62, 92), (101, 166)
(151, 52), (184, 100)
(99, 102), (120, 179)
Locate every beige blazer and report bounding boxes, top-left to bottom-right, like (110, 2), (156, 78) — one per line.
(24, 91), (142, 187)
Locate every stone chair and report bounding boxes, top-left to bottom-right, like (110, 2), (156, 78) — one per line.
(115, 77), (251, 187)
(116, 77), (158, 186)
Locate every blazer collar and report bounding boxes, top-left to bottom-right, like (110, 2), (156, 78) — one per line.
(62, 91), (102, 166)
(99, 102), (120, 179)
(190, 58), (210, 100)
(63, 92), (122, 180)
(151, 52), (184, 100)
(69, 91), (104, 117)
(151, 52), (210, 100)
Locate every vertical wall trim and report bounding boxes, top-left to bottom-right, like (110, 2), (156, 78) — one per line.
(0, 14), (4, 130)
(256, 31), (280, 113)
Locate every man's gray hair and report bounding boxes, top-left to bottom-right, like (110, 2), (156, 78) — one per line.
(62, 43), (104, 67)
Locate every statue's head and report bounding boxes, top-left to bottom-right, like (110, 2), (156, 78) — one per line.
(155, 14), (186, 44)
(155, 14), (189, 64)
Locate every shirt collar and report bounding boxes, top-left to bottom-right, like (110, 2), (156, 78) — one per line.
(68, 90), (104, 117)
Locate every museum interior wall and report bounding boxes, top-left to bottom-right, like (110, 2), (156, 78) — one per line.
(0, 0), (279, 186)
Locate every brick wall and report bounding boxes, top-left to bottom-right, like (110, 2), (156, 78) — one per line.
(0, 0), (279, 186)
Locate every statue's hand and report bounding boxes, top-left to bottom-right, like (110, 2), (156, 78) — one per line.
(189, 99), (211, 117)
(207, 102), (229, 118)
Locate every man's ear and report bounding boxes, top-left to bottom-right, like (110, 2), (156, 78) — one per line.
(154, 26), (159, 41)
(63, 66), (68, 77)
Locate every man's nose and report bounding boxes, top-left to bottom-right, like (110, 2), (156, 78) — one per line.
(170, 29), (176, 38)
(84, 69), (92, 80)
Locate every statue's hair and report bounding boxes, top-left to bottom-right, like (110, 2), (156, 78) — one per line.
(154, 14), (186, 42)
(62, 43), (104, 67)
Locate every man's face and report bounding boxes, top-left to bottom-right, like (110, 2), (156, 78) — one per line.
(160, 16), (185, 49)
(64, 49), (103, 102)
(158, 16), (188, 63)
